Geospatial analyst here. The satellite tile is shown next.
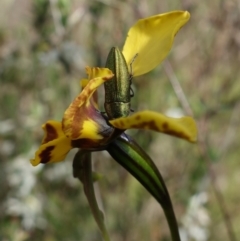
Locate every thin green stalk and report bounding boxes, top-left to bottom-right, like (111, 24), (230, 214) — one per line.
(73, 150), (110, 241)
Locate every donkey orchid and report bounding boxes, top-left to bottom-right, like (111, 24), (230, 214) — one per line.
(31, 11), (196, 166)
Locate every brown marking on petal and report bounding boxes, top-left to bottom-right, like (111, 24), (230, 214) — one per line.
(131, 120), (159, 131)
(162, 122), (169, 131)
(66, 79), (101, 138)
(84, 87), (92, 98)
(164, 130), (190, 140)
(63, 72), (114, 139)
(112, 122), (119, 128)
(149, 120), (159, 130)
(39, 146), (55, 164)
(71, 107), (85, 139)
(135, 115), (141, 121)
(131, 120), (191, 140)
(120, 120), (125, 128)
(42, 124), (58, 144)
(63, 92), (87, 138)
(131, 121), (154, 129)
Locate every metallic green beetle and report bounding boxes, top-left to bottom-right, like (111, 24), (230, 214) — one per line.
(104, 47), (132, 120)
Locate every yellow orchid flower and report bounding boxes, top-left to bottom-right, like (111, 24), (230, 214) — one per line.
(31, 10), (197, 167)
(31, 67), (116, 166)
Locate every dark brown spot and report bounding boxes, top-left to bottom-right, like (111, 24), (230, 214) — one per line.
(144, 120), (158, 130)
(39, 146), (55, 164)
(130, 119), (191, 141)
(119, 120), (125, 128)
(43, 124), (58, 144)
(131, 120), (158, 131)
(162, 122), (169, 130)
(164, 130), (189, 140)
(135, 115), (141, 121)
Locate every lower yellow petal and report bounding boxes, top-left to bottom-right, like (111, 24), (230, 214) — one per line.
(41, 120), (65, 144)
(31, 120), (72, 166)
(109, 110), (197, 142)
(122, 11), (190, 76)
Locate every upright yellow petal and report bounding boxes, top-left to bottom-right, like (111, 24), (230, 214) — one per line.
(122, 11), (190, 76)
(109, 110), (197, 142)
(30, 121), (72, 166)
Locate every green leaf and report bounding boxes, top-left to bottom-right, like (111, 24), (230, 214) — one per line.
(107, 133), (181, 241)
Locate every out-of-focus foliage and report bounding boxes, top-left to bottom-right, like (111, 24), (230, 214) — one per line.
(1, 0), (240, 240)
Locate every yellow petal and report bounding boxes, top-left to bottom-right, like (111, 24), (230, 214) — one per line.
(80, 79), (89, 89)
(109, 110), (197, 142)
(62, 67), (114, 140)
(122, 11), (190, 76)
(80, 78), (99, 109)
(80, 67), (113, 110)
(86, 66), (113, 79)
(30, 121), (72, 166)
(80, 66), (112, 88)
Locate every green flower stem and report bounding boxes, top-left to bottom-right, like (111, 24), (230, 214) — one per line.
(73, 150), (110, 241)
(107, 133), (181, 241)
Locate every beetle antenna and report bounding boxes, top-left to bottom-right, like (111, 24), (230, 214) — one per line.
(129, 53), (139, 77)
(129, 53), (138, 98)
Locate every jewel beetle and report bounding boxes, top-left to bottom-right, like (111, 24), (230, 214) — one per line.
(104, 47), (132, 120)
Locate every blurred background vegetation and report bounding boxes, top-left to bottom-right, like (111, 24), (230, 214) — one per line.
(1, 0), (240, 240)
